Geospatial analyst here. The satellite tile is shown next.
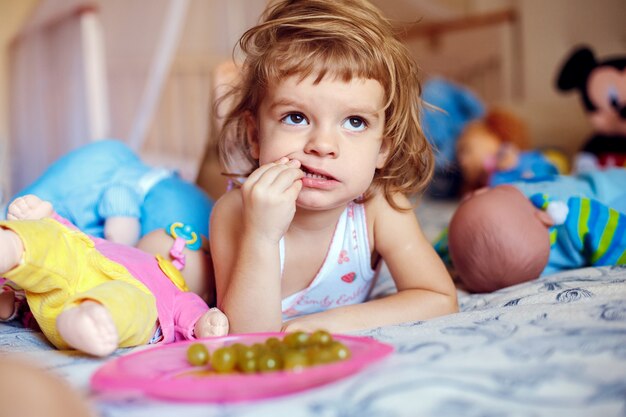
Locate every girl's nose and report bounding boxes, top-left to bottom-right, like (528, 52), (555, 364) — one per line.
(304, 127), (339, 157)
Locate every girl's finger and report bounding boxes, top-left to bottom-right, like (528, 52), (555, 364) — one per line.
(245, 157), (290, 185)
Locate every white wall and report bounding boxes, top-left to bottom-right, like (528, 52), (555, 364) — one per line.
(514, 0), (626, 155)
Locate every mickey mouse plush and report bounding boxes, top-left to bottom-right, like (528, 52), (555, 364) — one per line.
(556, 46), (626, 173)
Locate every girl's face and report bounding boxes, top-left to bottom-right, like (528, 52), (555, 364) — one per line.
(249, 74), (389, 210)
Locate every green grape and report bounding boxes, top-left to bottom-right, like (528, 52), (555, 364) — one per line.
(230, 342), (247, 355)
(237, 357), (258, 373)
(306, 345), (335, 365)
(328, 341), (351, 361)
(283, 349), (309, 371)
(258, 351), (283, 373)
(283, 331), (309, 348)
(251, 342), (269, 357)
(308, 329), (333, 346)
(265, 337), (282, 349)
(236, 345), (258, 374)
(186, 343), (210, 366)
(211, 346), (237, 373)
(187, 330), (351, 375)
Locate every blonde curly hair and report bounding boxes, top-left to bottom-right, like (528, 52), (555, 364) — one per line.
(219, 0), (433, 210)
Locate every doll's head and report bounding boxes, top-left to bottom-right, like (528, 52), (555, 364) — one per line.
(137, 225), (214, 304)
(448, 185), (553, 293)
(556, 46), (626, 137)
(456, 108), (530, 192)
(219, 0), (433, 209)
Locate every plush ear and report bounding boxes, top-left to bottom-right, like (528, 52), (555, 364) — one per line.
(556, 46), (597, 92)
(245, 113), (260, 159)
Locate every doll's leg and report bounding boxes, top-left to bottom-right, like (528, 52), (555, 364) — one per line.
(194, 307), (229, 337)
(59, 280), (158, 356)
(6, 195), (54, 220)
(56, 301), (118, 357)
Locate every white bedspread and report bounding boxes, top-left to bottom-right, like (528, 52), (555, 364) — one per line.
(1, 264), (625, 417)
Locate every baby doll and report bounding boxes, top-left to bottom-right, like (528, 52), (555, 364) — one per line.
(420, 77), (485, 198)
(455, 108), (558, 193)
(0, 195), (228, 357)
(8, 139), (214, 247)
(446, 184), (626, 293)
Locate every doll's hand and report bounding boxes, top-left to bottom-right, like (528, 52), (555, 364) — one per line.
(241, 158), (304, 242)
(573, 152), (599, 174)
(194, 307), (229, 337)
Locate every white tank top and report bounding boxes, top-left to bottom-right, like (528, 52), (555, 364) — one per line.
(281, 201), (379, 320)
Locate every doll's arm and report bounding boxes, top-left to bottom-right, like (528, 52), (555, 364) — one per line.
(98, 184), (142, 245)
(282, 194), (458, 334)
(172, 291), (228, 339)
(103, 217), (141, 246)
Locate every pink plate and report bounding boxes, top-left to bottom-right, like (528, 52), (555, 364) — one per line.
(91, 332), (393, 403)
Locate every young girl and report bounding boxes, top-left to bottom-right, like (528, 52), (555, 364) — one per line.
(210, 0), (458, 334)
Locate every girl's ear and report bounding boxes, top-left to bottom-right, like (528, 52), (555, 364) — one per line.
(245, 112), (260, 159)
(376, 137), (391, 169)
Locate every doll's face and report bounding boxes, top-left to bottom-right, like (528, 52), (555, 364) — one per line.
(456, 124), (501, 189)
(587, 66), (626, 136)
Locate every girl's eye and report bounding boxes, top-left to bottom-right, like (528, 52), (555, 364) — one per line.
(282, 113), (308, 126)
(342, 117), (367, 132)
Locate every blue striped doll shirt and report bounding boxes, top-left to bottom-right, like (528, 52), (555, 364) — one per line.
(530, 194), (626, 275)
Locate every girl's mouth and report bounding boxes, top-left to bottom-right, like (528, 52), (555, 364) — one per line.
(301, 165), (335, 181)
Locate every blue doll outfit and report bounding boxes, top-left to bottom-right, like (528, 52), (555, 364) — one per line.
(489, 150), (559, 186)
(529, 195), (626, 275)
(9, 139), (214, 239)
(280, 201), (379, 320)
(511, 168), (626, 214)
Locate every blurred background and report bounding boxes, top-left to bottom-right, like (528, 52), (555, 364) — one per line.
(0, 0), (624, 203)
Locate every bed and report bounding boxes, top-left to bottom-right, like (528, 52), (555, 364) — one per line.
(1, 197), (625, 417)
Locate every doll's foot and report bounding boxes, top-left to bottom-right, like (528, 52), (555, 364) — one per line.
(194, 307), (229, 338)
(7, 195), (54, 221)
(0, 228), (24, 274)
(56, 301), (119, 357)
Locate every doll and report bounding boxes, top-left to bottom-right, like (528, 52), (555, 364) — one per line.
(8, 139), (214, 247)
(445, 183), (626, 293)
(556, 46), (626, 173)
(455, 108), (559, 193)
(421, 77), (486, 198)
(0, 194), (228, 357)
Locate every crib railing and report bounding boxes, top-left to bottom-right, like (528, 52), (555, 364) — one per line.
(400, 8), (519, 105)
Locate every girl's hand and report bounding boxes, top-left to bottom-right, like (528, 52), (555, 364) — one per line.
(241, 157), (304, 242)
(281, 316), (327, 334)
